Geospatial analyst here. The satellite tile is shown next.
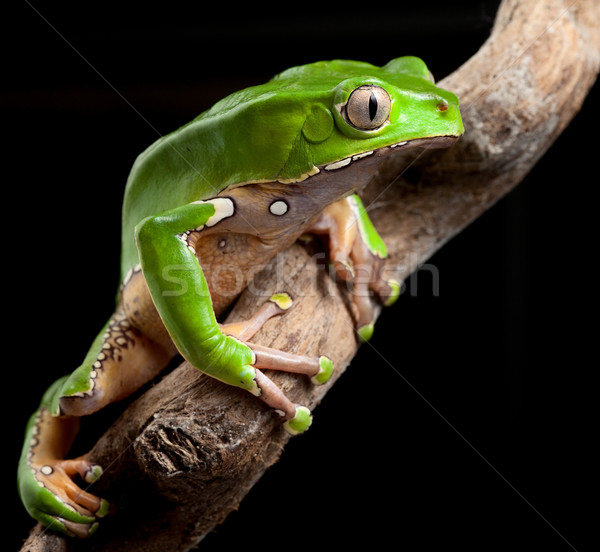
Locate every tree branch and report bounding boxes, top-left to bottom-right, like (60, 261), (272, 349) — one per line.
(21, 1), (599, 550)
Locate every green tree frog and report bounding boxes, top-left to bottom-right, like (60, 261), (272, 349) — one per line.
(17, 56), (463, 538)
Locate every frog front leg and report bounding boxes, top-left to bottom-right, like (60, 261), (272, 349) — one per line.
(308, 194), (400, 341)
(135, 198), (333, 435)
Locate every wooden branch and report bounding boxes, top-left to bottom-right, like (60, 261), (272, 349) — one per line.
(22, 1), (599, 550)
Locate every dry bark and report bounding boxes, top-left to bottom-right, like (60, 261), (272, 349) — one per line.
(21, 1), (599, 550)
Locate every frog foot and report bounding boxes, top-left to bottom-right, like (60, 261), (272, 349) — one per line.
(306, 194), (398, 341)
(221, 295), (334, 435)
(237, 342), (333, 435)
(21, 456), (109, 538)
(354, 279), (400, 341)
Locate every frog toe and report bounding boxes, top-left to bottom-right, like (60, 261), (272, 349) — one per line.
(61, 517), (101, 538)
(311, 356), (334, 385)
(357, 322), (375, 342)
(283, 406), (313, 435)
(36, 512), (100, 539)
(381, 278), (401, 307)
(62, 457), (104, 484)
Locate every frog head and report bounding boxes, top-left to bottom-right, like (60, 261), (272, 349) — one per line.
(280, 56), (463, 180)
(200, 56), (463, 186)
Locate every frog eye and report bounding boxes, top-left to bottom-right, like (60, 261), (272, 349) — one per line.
(345, 85), (391, 130)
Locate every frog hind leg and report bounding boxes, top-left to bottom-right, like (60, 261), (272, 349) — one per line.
(18, 402), (109, 538)
(307, 193), (400, 341)
(19, 285), (175, 537)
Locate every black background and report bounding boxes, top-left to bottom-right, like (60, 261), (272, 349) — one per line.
(5, 2), (596, 550)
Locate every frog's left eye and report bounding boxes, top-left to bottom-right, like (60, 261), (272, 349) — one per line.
(345, 85), (391, 130)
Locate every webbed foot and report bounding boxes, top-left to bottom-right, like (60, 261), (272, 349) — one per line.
(18, 409), (109, 538)
(20, 456), (109, 538)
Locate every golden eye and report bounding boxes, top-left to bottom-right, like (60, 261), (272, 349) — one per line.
(345, 85), (391, 130)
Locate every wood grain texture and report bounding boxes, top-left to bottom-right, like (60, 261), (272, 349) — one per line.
(21, 1), (599, 550)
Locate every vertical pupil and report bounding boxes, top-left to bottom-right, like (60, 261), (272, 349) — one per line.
(368, 91), (378, 121)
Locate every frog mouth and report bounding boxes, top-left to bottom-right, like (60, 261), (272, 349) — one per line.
(321, 134), (459, 173)
(389, 135), (459, 150)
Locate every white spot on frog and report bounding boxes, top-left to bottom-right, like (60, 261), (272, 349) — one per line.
(269, 200), (288, 216)
(195, 197), (235, 227)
